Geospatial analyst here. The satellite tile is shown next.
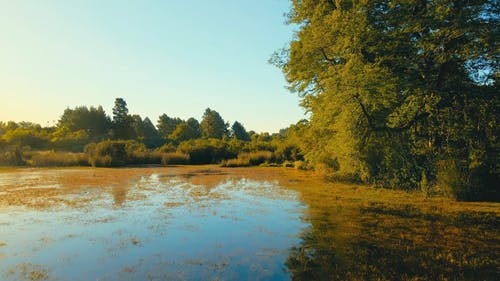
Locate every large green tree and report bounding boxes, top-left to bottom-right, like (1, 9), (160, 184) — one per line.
(170, 117), (201, 142)
(57, 106), (111, 140)
(112, 98), (135, 140)
(231, 121), (250, 141)
(157, 114), (183, 139)
(131, 116), (162, 148)
(200, 108), (228, 139)
(275, 0), (498, 200)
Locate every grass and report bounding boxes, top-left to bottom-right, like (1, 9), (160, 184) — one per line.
(221, 151), (274, 167)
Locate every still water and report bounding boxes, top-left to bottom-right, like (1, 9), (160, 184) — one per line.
(1, 167), (498, 281)
(0, 168), (307, 280)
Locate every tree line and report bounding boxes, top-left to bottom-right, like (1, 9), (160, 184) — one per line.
(0, 98), (304, 168)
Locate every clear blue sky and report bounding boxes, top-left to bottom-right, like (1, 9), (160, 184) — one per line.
(0, 0), (304, 133)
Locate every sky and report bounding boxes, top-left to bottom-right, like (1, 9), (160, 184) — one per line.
(0, 0), (304, 133)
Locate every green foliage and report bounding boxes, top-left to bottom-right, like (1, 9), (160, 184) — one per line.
(132, 116), (163, 148)
(274, 143), (303, 163)
(2, 127), (50, 150)
(157, 114), (183, 139)
(231, 121), (250, 141)
(85, 140), (147, 167)
(0, 145), (24, 166)
(177, 139), (233, 164)
(51, 129), (90, 152)
(437, 159), (499, 202)
(200, 108), (228, 139)
(58, 106), (111, 140)
(170, 120), (201, 143)
(112, 98), (135, 140)
(274, 0), (499, 200)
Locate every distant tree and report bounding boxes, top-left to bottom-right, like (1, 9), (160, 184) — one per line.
(231, 121), (250, 141)
(112, 98), (134, 140)
(2, 127), (49, 149)
(131, 115), (162, 148)
(157, 114), (183, 139)
(0, 122), (5, 136)
(200, 108), (227, 139)
(58, 106), (111, 140)
(141, 117), (163, 148)
(170, 123), (194, 142)
(170, 117), (202, 142)
(186, 117), (202, 138)
(112, 98), (128, 123)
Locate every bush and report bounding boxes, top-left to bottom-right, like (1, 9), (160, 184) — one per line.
(437, 159), (499, 202)
(437, 159), (472, 201)
(161, 152), (190, 165)
(294, 160), (308, 170)
(85, 141), (125, 167)
(30, 151), (88, 167)
(178, 139), (234, 164)
(0, 146), (24, 166)
(275, 144), (303, 163)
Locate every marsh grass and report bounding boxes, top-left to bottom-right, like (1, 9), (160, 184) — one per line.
(161, 152), (190, 165)
(221, 151), (274, 167)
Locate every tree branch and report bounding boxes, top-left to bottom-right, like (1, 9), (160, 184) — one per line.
(353, 94), (429, 133)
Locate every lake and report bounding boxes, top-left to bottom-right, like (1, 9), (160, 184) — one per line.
(0, 166), (498, 280)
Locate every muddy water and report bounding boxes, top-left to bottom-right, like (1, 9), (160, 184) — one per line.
(0, 167), (308, 280)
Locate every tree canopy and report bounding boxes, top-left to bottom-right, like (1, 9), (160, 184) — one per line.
(231, 121), (250, 141)
(112, 98), (135, 140)
(200, 108), (228, 139)
(274, 0), (498, 200)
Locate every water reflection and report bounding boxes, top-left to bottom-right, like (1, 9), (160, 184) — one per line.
(0, 169), (308, 281)
(111, 186), (127, 206)
(283, 192), (500, 281)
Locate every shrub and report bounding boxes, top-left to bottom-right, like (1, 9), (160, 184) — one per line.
(0, 146), (24, 166)
(161, 152), (190, 165)
(125, 141), (148, 165)
(437, 159), (472, 201)
(437, 159), (498, 202)
(178, 139), (233, 164)
(294, 160), (308, 170)
(221, 151), (274, 167)
(275, 144), (303, 163)
(87, 141), (125, 167)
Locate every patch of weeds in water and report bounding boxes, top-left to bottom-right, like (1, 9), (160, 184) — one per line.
(4, 263), (50, 281)
(0, 242), (6, 247)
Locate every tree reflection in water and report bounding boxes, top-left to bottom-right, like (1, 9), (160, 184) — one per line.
(285, 194), (499, 281)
